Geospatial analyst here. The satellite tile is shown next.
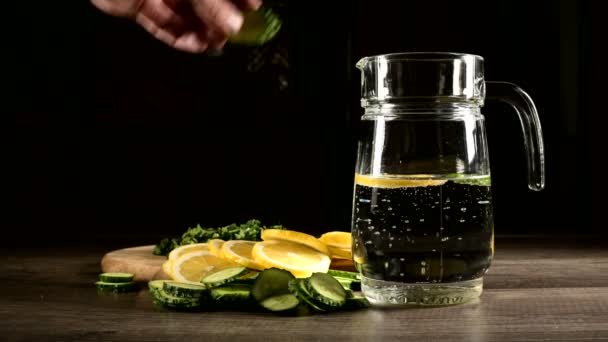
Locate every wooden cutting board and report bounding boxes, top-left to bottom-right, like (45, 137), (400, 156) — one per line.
(100, 245), (169, 282)
(101, 245), (357, 282)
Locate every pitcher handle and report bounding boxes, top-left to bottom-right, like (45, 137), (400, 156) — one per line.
(485, 81), (545, 191)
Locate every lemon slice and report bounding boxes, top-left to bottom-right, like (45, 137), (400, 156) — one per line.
(261, 229), (329, 255)
(168, 243), (209, 261)
(220, 240), (266, 271)
(355, 174), (447, 188)
(172, 250), (237, 284)
(208, 239), (225, 257)
(162, 259), (174, 278)
(319, 231), (352, 249)
(327, 246), (352, 260)
(252, 240), (331, 278)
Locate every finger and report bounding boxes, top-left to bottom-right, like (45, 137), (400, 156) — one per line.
(90, 0), (145, 18)
(189, 0), (244, 35)
(205, 29), (228, 49)
(139, 0), (188, 34)
(173, 31), (209, 53)
(136, 13), (209, 53)
(234, 0), (262, 11)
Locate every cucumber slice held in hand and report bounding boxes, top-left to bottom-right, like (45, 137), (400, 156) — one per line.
(229, 7), (282, 46)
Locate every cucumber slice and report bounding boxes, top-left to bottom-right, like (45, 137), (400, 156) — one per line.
(163, 281), (206, 299)
(201, 266), (248, 288)
(305, 273), (347, 307)
(343, 296), (371, 310)
(99, 272), (135, 283)
(95, 281), (137, 293)
(149, 281), (201, 309)
(228, 7), (282, 46)
(240, 271), (260, 280)
(148, 280), (167, 296)
(150, 285), (201, 309)
(288, 279), (326, 312)
(252, 268), (294, 302)
(327, 270), (360, 281)
(209, 284), (252, 302)
(259, 293), (300, 312)
(335, 278), (355, 290)
(152, 289), (201, 310)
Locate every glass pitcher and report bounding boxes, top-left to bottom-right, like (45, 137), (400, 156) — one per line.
(351, 52), (545, 306)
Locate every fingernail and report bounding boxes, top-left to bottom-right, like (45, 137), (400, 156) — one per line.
(226, 12), (244, 34)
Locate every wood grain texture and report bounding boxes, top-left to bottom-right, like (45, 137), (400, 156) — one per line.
(1, 237), (608, 341)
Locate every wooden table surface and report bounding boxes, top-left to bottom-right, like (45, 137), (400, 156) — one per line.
(2, 237), (608, 342)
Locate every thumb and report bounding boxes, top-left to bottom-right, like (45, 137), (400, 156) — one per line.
(189, 0), (244, 35)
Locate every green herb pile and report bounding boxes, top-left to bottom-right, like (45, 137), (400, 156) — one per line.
(153, 219), (285, 256)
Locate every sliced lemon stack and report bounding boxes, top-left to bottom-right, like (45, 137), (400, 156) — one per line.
(261, 229), (329, 255)
(220, 240), (266, 271)
(319, 231), (352, 260)
(208, 239), (225, 257)
(162, 243), (210, 279)
(252, 240), (331, 278)
(249, 229), (332, 278)
(162, 242), (240, 284)
(161, 229), (356, 281)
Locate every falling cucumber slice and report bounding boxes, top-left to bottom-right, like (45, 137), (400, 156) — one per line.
(288, 278), (327, 312)
(98, 272), (134, 283)
(305, 273), (347, 307)
(95, 281), (137, 293)
(201, 266), (249, 288)
(343, 296), (371, 310)
(252, 268), (294, 302)
(163, 281), (206, 299)
(228, 7), (282, 46)
(259, 293), (300, 312)
(148, 280), (167, 296)
(446, 174), (492, 186)
(209, 284), (252, 302)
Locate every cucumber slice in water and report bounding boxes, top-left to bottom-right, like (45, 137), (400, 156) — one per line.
(305, 273), (347, 307)
(201, 266), (248, 288)
(163, 281), (206, 299)
(259, 293), (300, 312)
(95, 281), (137, 293)
(99, 272), (135, 283)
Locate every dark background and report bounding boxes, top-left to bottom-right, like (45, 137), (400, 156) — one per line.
(6, 0), (604, 244)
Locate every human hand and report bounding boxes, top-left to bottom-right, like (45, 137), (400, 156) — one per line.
(90, 0), (262, 53)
